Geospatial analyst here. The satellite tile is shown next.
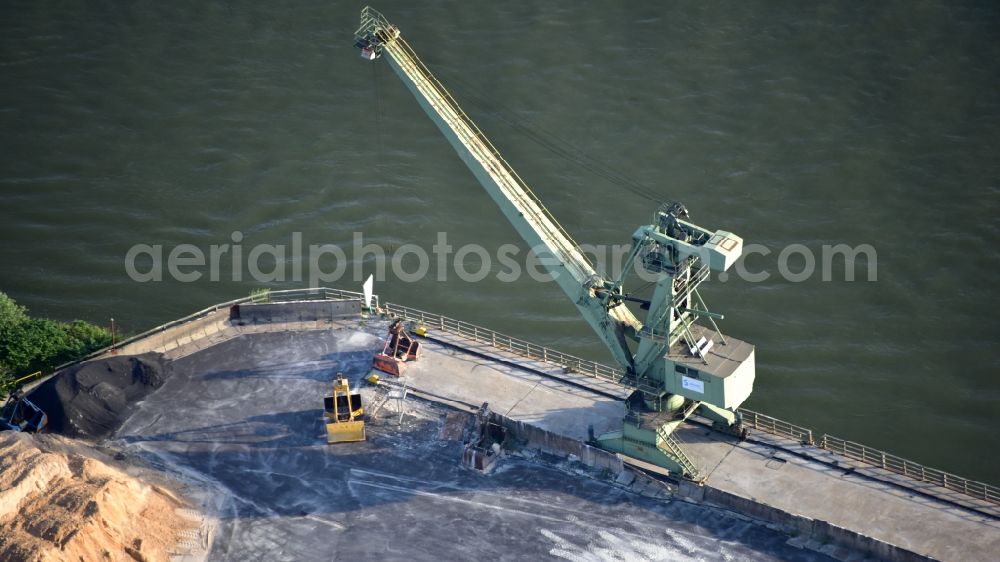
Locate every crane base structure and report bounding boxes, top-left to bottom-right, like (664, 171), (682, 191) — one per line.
(354, 7), (755, 482)
(595, 321), (755, 480)
(594, 393), (748, 482)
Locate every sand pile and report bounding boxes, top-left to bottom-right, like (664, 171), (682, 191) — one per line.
(29, 353), (169, 439)
(0, 431), (192, 562)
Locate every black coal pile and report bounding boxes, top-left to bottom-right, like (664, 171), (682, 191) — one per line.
(28, 353), (169, 439)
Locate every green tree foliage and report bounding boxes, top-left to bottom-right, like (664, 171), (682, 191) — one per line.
(0, 292), (112, 398)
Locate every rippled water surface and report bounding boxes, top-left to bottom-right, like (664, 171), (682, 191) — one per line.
(1, 1), (998, 482)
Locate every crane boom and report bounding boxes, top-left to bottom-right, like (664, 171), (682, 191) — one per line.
(389, 37), (594, 283)
(355, 7), (756, 480)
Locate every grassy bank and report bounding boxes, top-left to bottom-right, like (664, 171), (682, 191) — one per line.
(0, 292), (112, 399)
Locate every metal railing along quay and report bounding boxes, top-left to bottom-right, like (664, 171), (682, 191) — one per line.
(381, 301), (627, 384)
(739, 409), (815, 445)
(733, 410), (999, 503)
(817, 434), (999, 504)
(22, 287), (372, 391)
(101, 287), (371, 354)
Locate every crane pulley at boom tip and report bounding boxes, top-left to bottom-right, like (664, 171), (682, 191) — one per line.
(353, 6), (756, 481)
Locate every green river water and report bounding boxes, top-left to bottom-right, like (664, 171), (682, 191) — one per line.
(1, 1), (997, 483)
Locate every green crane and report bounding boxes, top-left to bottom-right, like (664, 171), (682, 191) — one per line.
(355, 7), (755, 480)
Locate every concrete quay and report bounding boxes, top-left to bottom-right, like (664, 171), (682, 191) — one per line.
(400, 321), (1000, 562)
(43, 294), (999, 561)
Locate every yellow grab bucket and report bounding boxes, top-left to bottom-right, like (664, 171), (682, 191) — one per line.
(326, 420), (366, 443)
